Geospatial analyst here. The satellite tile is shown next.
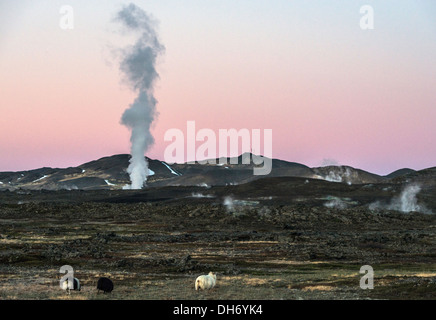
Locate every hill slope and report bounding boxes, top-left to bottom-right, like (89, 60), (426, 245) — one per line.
(0, 153), (432, 190)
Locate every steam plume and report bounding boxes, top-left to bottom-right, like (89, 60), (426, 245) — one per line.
(369, 184), (432, 214)
(389, 184), (426, 213)
(115, 3), (164, 189)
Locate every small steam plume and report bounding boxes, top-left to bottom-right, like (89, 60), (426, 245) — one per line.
(324, 197), (349, 210)
(369, 184), (432, 214)
(324, 167), (353, 185)
(321, 158), (340, 166)
(115, 3), (164, 189)
(389, 184), (427, 213)
(223, 196), (234, 212)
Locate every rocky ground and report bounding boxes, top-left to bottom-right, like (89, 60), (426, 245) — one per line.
(0, 179), (435, 300)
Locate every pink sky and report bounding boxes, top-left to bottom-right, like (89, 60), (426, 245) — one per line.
(1, 1), (435, 175)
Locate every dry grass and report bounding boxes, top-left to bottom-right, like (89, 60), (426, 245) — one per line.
(302, 285), (336, 292)
(0, 192), (434, 300)
(1, 265), (435, 300)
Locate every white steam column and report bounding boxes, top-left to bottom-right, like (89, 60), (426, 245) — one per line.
(116, 3), (164, 189)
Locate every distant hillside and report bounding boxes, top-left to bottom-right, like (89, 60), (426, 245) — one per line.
(312, 165), (385, 185)
(385, 168), (416, 179)
(0, 153), (431, 191)
(388, 167), (436, 186)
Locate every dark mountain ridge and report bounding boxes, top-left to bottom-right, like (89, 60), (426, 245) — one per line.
(0, 153), (433, 191)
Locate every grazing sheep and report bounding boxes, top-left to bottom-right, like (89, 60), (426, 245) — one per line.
(195, 272), (216, 290)
(62, 278), (81, 294)
(97, 277), (114, 294)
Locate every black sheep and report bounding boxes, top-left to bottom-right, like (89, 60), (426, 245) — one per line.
(62, 278), (81, 294)
(97, 277), (114, 294)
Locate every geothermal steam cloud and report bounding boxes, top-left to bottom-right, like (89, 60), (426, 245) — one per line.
(116, 3), (164, 189)
(369, 184), (432, 214)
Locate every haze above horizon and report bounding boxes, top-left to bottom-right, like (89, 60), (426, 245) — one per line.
(1, 1), (435, 175)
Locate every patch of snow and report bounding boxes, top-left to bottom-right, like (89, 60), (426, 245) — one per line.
(82, 169), (86, 173)
(33, 175), (48, 183)
(105, 180), (116, 186)
(148, 169), (155, 176)
(62, 185), (78, 191)
(257, 196), (273, 200)
(161, 162), (181, 176)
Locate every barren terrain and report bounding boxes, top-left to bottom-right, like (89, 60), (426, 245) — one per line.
(0, 177), (435, 300)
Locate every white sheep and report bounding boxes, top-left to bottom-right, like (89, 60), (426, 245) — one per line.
(62, 278), (81, 294)
(195, 272), (216, 290)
